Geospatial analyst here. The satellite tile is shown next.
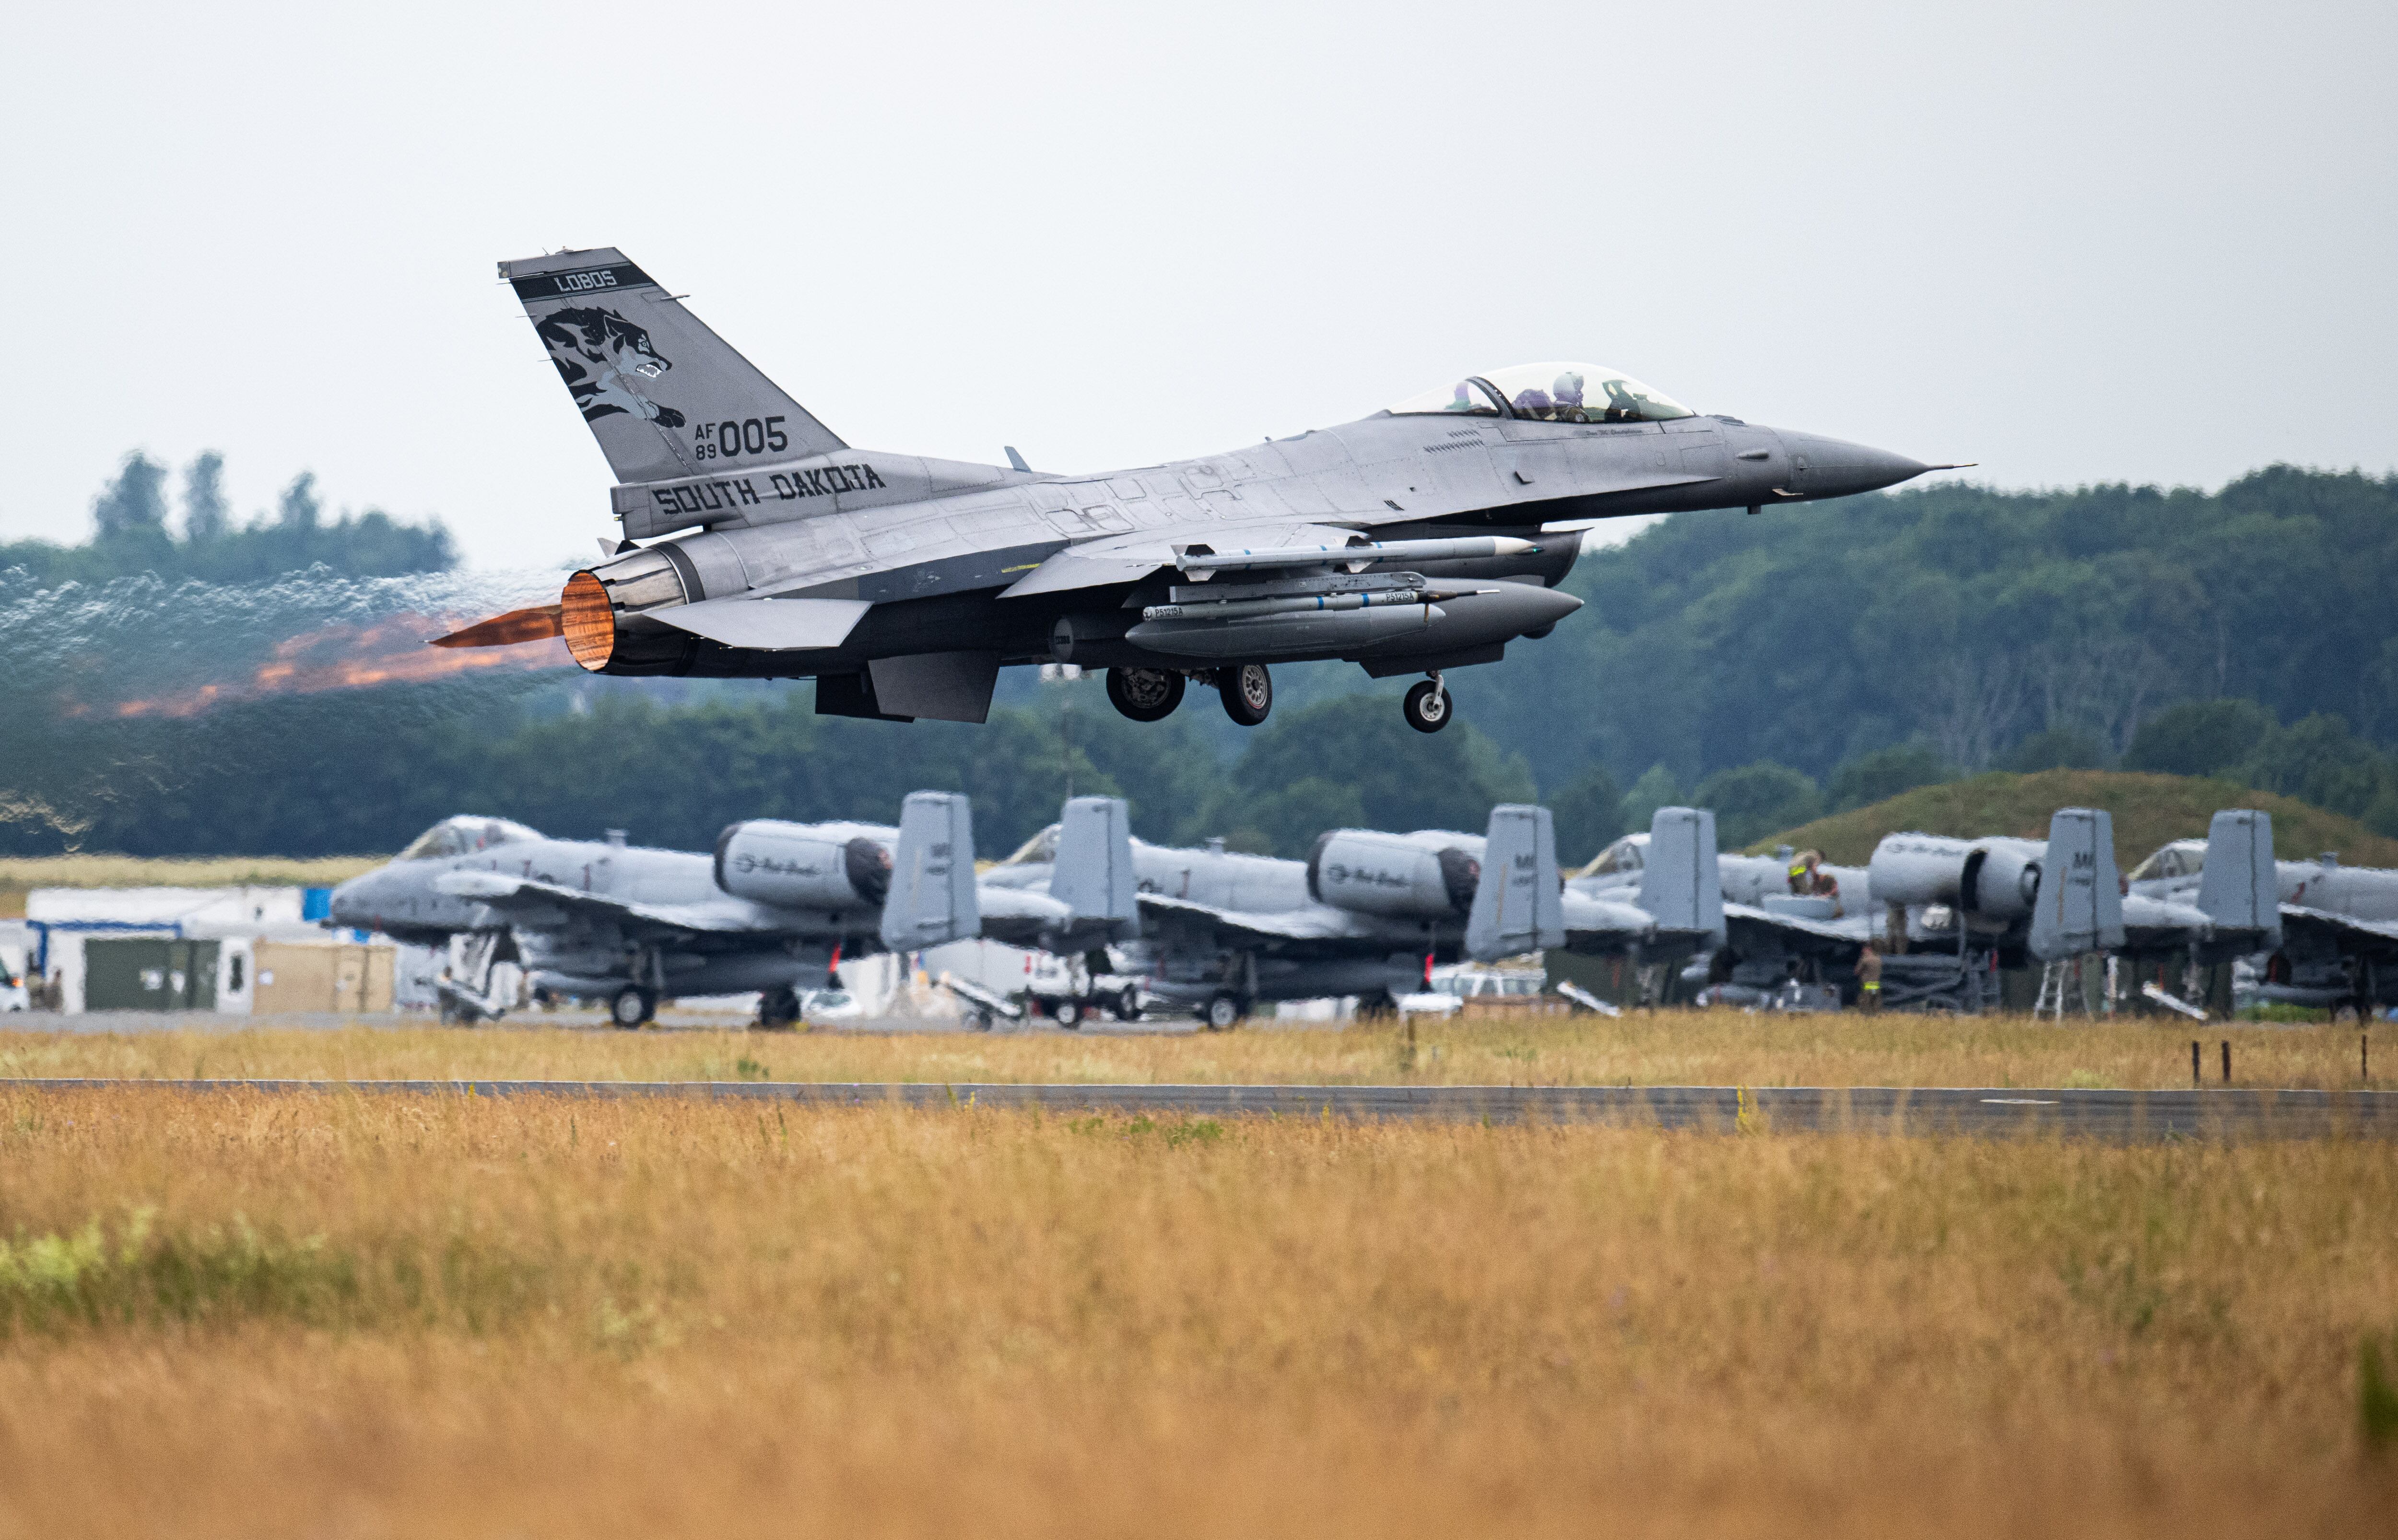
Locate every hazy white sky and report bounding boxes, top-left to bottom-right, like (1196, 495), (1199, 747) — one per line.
(4, 0), (2391, 569)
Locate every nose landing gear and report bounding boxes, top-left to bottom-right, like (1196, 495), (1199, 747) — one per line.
(1401, 673), (1451, 734)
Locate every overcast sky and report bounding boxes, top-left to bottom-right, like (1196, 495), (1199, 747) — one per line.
(5, 0), (2391, 570)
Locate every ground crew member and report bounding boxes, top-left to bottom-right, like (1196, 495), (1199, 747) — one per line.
(1856, 941), (1883, 1013)
(1790, 850), (1843, 910)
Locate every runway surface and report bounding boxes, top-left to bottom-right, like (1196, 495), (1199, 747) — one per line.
(4, 1079), (2392, 1140)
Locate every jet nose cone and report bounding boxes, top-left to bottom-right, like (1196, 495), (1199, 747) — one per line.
(1775, 432), (1938, 499)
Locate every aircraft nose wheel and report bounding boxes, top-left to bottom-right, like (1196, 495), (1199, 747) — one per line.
(1105, 666), (1186, 722)
(1220, 663), (1273, 726)
(1402, 677), (1452, 734)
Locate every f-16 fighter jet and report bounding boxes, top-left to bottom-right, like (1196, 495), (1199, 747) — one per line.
(328, 793), (1112, 1028)
(982, 805), (1562, 1028)
(435, 249), (1954, 733)
(2128, 811), (2398, 1016)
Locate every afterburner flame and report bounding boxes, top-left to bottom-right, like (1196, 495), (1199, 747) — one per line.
(81, 614), (571, 720)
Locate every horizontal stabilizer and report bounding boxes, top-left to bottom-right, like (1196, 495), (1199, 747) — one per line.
(431, 605), (563, 649)
(1467, 804), (1563, 960)
(651, 596), (872, 651)
(1636, 807), (1726, 944)
(2028, 808), (2126, 961)
(882, 792), (978, 952)
(2197, 809), (2282, 947)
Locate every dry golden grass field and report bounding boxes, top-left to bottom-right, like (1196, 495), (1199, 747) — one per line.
(0, 1012), (2385, 1092)
(0, 1087), (2393, 1537)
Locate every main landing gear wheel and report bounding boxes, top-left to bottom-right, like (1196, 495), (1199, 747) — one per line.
(1110, 984), (1143, 1022)
(1220, 663), (1273, 726)
(1054, 997), (1084, 1029)
(1402, 677), (1451, 734)
(1203, 992), (1246, 1031)
(1106, 666), (1186, 722)
(756, 985), (801, 1030)
(610, 985), (657, 1030)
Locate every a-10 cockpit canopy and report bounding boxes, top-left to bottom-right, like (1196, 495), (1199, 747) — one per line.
(1386, 362), (1694, 424)
(397, 816), (543, 861)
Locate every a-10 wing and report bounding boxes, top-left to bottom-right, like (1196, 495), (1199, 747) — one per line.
(434, 870), (797, 938)
(1134, 891), (1384, 945)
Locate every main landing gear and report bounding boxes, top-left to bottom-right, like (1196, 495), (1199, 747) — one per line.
(610, 985), (657, 1029)
(1402, 673), (1451, 734)
(1102, 664), (1276, 727)
(1219, 663), (1273, 726)
(1105, 666), (1184, 722)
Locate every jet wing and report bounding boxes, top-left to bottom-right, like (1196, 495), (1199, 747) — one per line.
(2283, 904), (2398, 947)
(648, 595), (872, 651)
(1723, 901), (1871, 948)
(433, 871), (799, 936)
(997, 522), (1364, 599)
(1136, 892), (1379, 944)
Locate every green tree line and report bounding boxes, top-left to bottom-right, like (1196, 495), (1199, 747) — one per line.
(0, 451), (456, 586)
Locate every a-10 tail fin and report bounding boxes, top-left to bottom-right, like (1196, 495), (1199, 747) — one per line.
(881, 792), (979, 953)
(2028, 808), (2127, 961)
(1637, 807), (1727, 945)
(1468, 805), (1563, 961)
(2197, 809), (2282, 949)
(499, 247), (844, 487)
(1049, 797), (1141, 944)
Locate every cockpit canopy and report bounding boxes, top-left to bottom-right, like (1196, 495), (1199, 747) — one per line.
(2126, 840), (2207, 883)
(398, 816), (542, 861)
(1387, 362), (1694, 424)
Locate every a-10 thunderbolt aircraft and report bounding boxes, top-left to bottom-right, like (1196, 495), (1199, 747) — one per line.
(1546, 808), (1730, 1004)
(433, 248), (1955, 733)
(329, 794), (1129, 1027)
(982, 805), (1562, 1028)
(1573, 811), (2278, 1010)
(2128, 812), (2398, 1015)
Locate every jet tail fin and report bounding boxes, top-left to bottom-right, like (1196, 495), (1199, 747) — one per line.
(881, 792), (979, 953)
(1635, 807), (1727, 945)
(1467, 805), (1563, 961)
(499, 247), (844, 489)
(2028, 808), (2126, 961)
(1050, 797), (1140, 943)
(2197, 809), (2282, 948)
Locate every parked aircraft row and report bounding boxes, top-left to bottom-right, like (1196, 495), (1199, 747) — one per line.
(327, 796), (1562, 1029)
(329, 789), (2398, 1027)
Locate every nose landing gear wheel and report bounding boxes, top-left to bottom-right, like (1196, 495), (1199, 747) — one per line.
(1402, 677), (1451, 734)
(1106, 666), (1186, 722)
(610, 985), (657, 1029)
(1220, 663), (1273, 726)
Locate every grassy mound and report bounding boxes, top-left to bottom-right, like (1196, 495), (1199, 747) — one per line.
(0, 855), (382, 919)
(1754, 769), (2398, 869)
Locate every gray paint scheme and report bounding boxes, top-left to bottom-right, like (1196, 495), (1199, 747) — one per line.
(483, 248), (1951, 725)
(2130, 810), (2398, 1012)
(983, 805), (1556, 1014)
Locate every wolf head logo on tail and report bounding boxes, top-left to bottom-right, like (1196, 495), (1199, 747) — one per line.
(537, 308), (688, 429)
(503, 247), (842, 488)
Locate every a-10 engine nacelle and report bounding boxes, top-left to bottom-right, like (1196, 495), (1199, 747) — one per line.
(714, 820), (895, 910)
(1306, 830), (1481, 919)
(1867, 833), (2044, 920)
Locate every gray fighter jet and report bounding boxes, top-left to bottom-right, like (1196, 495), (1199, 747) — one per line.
(982, 805), (1560, 1028)
(329, 794), (1021, 1027)
(2129, 812), (2398, 1015)
(433, 248), (1955, 733)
